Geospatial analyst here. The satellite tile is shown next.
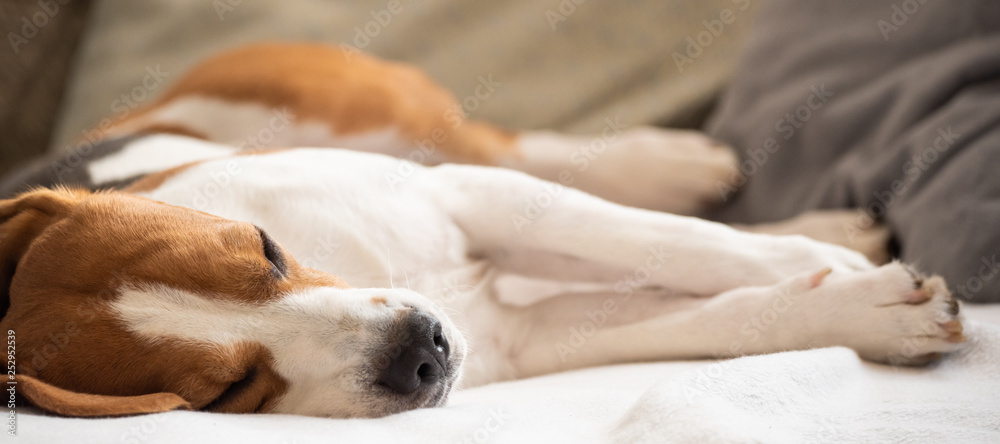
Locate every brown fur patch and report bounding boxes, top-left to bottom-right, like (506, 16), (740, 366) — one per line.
(135, 123), (209, 140)
(0, 188), (347, 415)
(116, 43), (518, 164)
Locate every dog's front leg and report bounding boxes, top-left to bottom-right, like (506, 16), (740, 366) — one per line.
(416, 165), (873, 297)
(501, 263), (964, 378)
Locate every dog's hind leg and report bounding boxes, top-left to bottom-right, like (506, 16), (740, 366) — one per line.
(496, 263), (964, 379)
(732, 209), (891, 265)
(501, 126), (738, 215)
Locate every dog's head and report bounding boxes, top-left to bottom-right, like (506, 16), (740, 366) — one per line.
(0, 188), (465, 417)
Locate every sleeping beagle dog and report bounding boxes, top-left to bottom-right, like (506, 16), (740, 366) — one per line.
(0, 44), (963, 418)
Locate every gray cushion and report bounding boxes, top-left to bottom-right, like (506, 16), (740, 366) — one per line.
(706, 0), (1000, 301)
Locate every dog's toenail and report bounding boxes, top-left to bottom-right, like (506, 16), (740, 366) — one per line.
(946, 333), (966, 343)
(947, 298), (960, 315)
(939, 320), (963, 334)
(809, 267), (833, 288)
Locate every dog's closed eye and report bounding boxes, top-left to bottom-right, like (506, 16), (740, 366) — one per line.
(204, 366), (262, 412)
(256, 227), (287, 279)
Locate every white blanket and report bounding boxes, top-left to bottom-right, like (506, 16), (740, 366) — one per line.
(15, 306), (1000, 444)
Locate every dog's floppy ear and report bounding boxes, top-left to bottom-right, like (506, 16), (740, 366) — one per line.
(0, 188), (190, 417)
(17, 374), (191, 417)
(0, 187), (88, 319)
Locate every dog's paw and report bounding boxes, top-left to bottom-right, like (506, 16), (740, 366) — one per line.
(785, 262), (964, 365)
(592, 127), (738, 214)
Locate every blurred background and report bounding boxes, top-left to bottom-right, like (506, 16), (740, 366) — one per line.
(0, 0), (758, 177)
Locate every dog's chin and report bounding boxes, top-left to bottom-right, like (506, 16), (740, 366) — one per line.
(423, 376), (455, 408)
(368, 371), (459, 418)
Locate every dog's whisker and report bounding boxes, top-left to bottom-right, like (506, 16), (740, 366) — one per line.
(385, 246), (396, 290)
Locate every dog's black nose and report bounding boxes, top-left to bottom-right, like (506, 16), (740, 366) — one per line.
(378, 310), (450, 395)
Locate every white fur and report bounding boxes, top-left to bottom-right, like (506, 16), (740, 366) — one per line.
(88, 134), (237, 184)
(110, 283), (467, 417)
